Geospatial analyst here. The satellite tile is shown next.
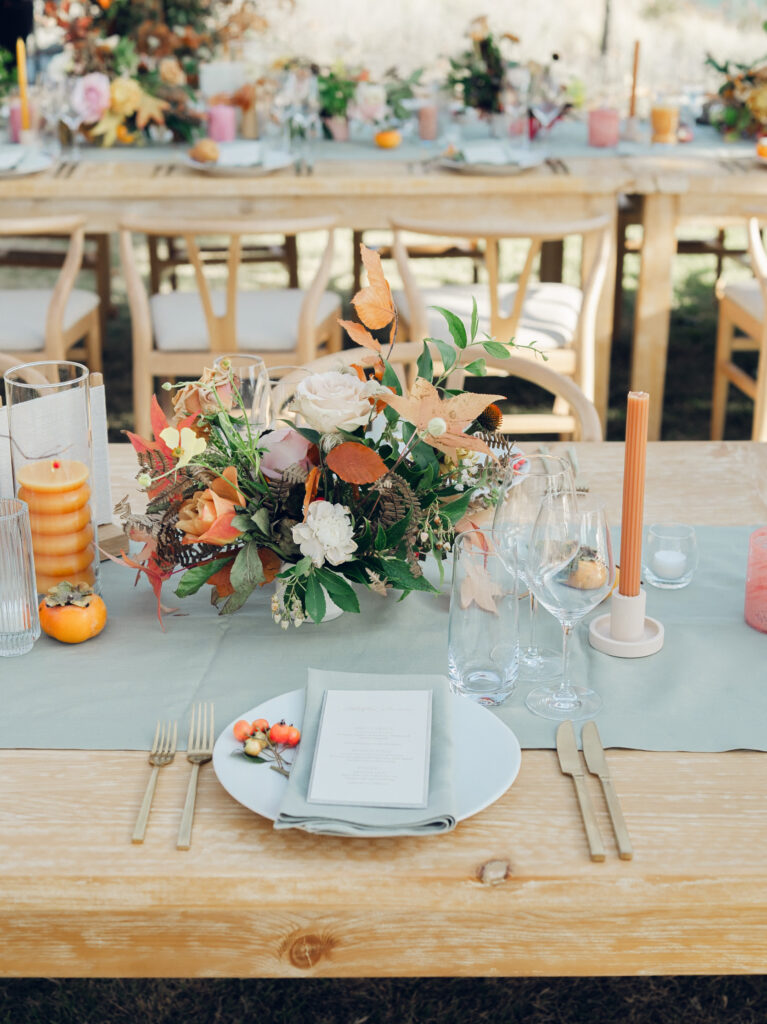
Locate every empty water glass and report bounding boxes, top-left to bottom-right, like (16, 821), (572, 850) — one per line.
(448, 528), (520, 706)
(0, 498), (40, 657)
(213, 353), (271, 433)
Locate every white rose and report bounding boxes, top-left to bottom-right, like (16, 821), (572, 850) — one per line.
(292, 501), (357, 567)
(292, 371), (378, 434)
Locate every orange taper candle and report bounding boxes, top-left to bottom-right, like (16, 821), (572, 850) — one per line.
(629, 41), (640, 119)
(619, 391), (649, 597)
(15, 38), (30, 132)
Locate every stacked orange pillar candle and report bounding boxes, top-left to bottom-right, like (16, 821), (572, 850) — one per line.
(619, 391), (649, 597)
(16, 459), (95, 593)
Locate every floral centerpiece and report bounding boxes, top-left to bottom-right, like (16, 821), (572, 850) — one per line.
(0, 48), (15, 101)
(317, 63), (361, 140)
(116, 246), (535, 627)
(706, 26), (767, 139)
(43, 0), (264, 144)
(447, 16), (519, 116)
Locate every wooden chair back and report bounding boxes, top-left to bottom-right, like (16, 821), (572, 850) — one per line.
(0, 216), (86, 361)
(390, 215), (611, 403)
(276, 342), (603, 441)
(119, 215), (337, 361)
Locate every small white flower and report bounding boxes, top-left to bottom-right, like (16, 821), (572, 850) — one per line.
(292, 501), (357, 567)
(427, 417), (447, 437)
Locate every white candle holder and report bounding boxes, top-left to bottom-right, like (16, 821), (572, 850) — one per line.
(589, 587), (664, 658)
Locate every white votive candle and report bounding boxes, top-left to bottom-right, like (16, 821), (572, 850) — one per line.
(652, 549), (686, 579)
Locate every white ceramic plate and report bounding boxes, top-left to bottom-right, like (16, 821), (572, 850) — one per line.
(439, 154), (543, 176)
(213, 687), (522, 828)
(0, 149), (53, 178)
(186, 152), (293, 176)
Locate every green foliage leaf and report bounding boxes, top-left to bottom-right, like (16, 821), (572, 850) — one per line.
(416, 342), (433, 381)
(230, 542), (265, 592)
(305, 573), (327, 623)
(250, 507), (270, 535)
(381, 361), (402, 396)
(384, 511), (411, 548)
(375, 524), (388, 551)
(483, 340), (512, 359)
(230, 514), (254, 533)
(175, 557), (232, 598)
(429, 337), (458, 375)
(219, 588), (252, 615)
(315, 568), (361, 613)
(471, 297), (479, 342)
(376, 558), (439, 594)
(440, 489), (475, 525)
(464, 358), (487, 377)
(291, 426), (321, 445)
(431, 306), (467, 348)
(339, 562), (369, 585)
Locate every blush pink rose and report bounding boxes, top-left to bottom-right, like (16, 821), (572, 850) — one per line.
(260, 427), (312, 480)
(71, 73), (111, 124)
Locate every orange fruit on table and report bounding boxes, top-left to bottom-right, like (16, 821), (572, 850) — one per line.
(375, 129), (401, 149)
(757, 137), (767, 160)
(39, 581), (107, 645)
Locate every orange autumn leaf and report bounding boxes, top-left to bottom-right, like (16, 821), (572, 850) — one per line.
(257, 547), (282, 584)
(207, 558), (236, 597)
(303, 465), (320, 517)
(380, 377), (504, 462)
(326, 441), (388, 484)
(350, 363), (366, 382)
(338, 319), (382, 353)
(351, 245), (395, 330)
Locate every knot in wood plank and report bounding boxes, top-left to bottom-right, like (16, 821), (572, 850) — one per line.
(284, 932), (334, 969)
(478, 859), (511, 886)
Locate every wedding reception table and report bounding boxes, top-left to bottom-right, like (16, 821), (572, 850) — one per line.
(2, 439), (766, 978)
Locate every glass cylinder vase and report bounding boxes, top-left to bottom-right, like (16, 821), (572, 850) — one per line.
(4, 361), (100, 597)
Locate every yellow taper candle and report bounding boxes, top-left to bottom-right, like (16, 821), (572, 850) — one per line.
(15, 37), (30, 132)
(619, 391), (649, 597)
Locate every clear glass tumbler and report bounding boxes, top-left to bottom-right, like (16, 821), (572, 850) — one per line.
(0, 497), (41, 656)
(745, 527), (767, 633)
(643, 523), (698, 589)
(212, 353), (272, 433)
(4, 361), (100, 597)
(448, 528), (519, 706)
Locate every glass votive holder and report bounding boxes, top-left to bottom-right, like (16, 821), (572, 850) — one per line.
(744, 527), (767, 633)
(448, 528), (520, 706)
(643, 523), (698, 589)
(0, 497), (41, 656)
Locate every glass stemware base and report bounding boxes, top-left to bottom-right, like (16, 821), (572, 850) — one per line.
(518, 644), (562, 682)
(525, 683), (602, 721)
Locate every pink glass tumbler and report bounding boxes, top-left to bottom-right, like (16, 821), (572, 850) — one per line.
(207, 104), (237, 143)
(744, 527), (767, 632)
(588, 108), (620, 148)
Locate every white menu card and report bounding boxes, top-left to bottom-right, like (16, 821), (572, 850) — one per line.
(307, 689), (432, 809)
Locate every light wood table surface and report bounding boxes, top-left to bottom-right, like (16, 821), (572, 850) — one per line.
(2, 440), (766, 978)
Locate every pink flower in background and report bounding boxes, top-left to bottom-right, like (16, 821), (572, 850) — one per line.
(71, 73), (111, 124)
(260, 427), (313, 480)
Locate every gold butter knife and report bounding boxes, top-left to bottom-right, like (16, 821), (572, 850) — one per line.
(556, 720), (605, 862)
(582, 721), (633, 860)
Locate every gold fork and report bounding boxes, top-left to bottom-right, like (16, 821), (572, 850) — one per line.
(132, 720), (177, 844)
(177, 702), (215, 850)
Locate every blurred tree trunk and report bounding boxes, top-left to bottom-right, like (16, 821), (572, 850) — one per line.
(600, 0), (611, 56)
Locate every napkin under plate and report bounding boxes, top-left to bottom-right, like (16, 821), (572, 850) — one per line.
(274, 669), (456, 836)
(458, 140), (537, 167)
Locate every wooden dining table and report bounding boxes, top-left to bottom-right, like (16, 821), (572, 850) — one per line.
(2, 438), (766, 978)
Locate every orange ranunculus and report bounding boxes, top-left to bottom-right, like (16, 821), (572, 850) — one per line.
(177, 466), (245, 546)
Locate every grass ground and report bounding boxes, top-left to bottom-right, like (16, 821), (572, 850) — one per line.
(1, 231), (763, 1019)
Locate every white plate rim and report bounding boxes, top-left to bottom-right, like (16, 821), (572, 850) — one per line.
(0, 151), (53, 178)
(438, 154), (543, 176)
(185, 153), (293, 176)
(213, 687), (522, 830)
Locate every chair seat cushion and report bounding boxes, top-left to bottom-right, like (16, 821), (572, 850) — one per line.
(0, 289), (99, 351)
(392, 281), (582, 350)
(150, 289), (341, 352)
(720, 280), (764, 322)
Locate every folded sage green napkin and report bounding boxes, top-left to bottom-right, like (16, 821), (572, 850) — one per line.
(274, 669), (456, 837)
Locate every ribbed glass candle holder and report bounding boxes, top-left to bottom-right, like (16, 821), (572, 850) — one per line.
(0, 497), (41, 656)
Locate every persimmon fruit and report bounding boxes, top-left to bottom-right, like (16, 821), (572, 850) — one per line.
(39, 581), (107, 644)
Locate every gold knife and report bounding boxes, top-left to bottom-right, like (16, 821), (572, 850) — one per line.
(556, 720), (605, 862)
(582, 721), (634, 860)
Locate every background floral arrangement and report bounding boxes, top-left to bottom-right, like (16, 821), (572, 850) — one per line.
(117, 246), (534, 627)
(706, 22), (767, 139)
(446, 16), (519, 115)
(43, 0), (264, 144)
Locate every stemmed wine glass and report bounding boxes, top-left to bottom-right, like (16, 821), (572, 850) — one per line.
(212, 353), (272, 434)
(525, 492), (615, 720)
(493, 453), (575, 682)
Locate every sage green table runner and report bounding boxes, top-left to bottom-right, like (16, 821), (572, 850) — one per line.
(3, 525), (765, 751)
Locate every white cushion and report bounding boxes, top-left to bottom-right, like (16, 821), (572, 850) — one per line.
(721, 280), (764, 321)
(0, 289), (99, 351)
(150, 289), (341, 352)
(393, 281), (582, 351)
